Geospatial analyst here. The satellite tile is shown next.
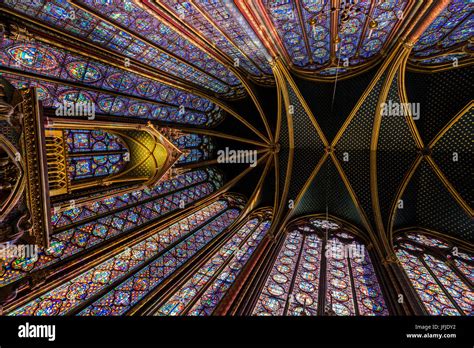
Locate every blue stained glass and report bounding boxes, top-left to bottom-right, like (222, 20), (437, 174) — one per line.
(67, 154), (126, 180)
(252, 218), (388, 316)
(77, 208), (241, 316)
(7, 200), (236, 315)
(65, 129), (126, 153)
(1, 73), (218, 127)
(0, 39), (217, 113)
(160, 0), (272, 77)
(3, 0), (244, 96)
(4, 44), (59, 71)
(1, 181), (221, 287)
(412, 0), (473, 64)
(263, 0), (408, 73)
(170, 132), (214, 164)
(396, 233), (473, 316)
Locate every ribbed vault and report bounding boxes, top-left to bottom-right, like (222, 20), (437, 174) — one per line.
(0, 0), (472, 318)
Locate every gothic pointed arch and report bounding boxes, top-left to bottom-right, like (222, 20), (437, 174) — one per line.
(252, 215), (389, 316)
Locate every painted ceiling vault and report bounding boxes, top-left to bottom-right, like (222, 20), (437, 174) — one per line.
(0, 0), (472, 318)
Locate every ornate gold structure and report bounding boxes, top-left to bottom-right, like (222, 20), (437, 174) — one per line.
(46, 119), (183, 194)
(0, 81), (51, 247)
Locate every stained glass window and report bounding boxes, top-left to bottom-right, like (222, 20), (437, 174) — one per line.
(8, 195), (244, 316)
(262, 0), (409, 75)
(51, 169), (213, 229)
(0, 39), (220, 113)
(395, 232), (473, 316)
(168, 132), (215, 164)
(252, 217), (388, 316)
(0, 170), (223, 287)
(160, 0), (272, 79)
(2, 0), (244, 97)
(79, 208), (242, 316)
(411, 0), (473, 64)
(62, 129), (128, 181)
(2, 73), (216, 126)
(65, 129), (126, 153)
(67, 154), (125, 180)
(156, 213), (272, 316)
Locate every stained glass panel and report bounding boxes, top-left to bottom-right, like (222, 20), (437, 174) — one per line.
(2, 73), (215, 126)
(252, 218), (387, 316)
(170, 133), (214, 164)
(0, 39), (217, 112)
(67, 154), (126, 180)
(3, 0), (244, 96)
(396, 232), (473, 316)
(1, 182), (218, 287)
(78, 208), (241, 315)
(51, 169), (211, 229)
(65, 129), (127, 153)
(263, 0), (409, 74)
(396, 248), (460, 316)
(8, 201), (234, 315)
(411, 1), (473, 64)
(160, 0), (272, 77)
(157, 218), (271, 316)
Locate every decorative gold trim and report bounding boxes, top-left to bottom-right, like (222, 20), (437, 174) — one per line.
(329, 153), (381, 256)
(235, 154), (273, 226)
(272, 151), (279, 228)
(354, 0), (377, 59)
(270, 60), (294, 234)
(370, 45), (411, 258)
(330, 0), (339, 63)
(429, 101), (473, 148)
(48, 119), (182, 189)
(274, 65), (283, 144)
(15, 88), (52, 247)
(44, 129), (68, 196)
(277, 153), (329, 231)
(387, 155), (423, 251)
(425, 156), (473, 217)
(277, 59), (329, 147)
(397, 57), (424, 149)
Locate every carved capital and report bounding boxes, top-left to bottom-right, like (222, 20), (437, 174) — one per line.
(382, 253), (401, 265)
